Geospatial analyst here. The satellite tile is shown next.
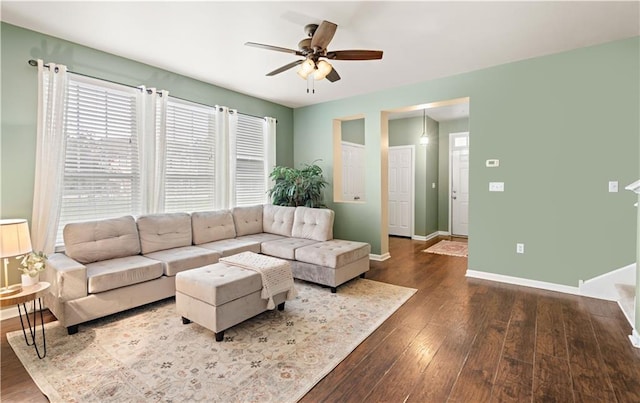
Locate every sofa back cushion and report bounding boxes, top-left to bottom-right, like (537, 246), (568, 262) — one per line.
(191, 210), (236, 244)
(263, 204), (295, 237)
(291, 207), (334, 241)
(137, 213), (192, 254)
(232, 205), (263, 236)
(64, 216), (141, 264)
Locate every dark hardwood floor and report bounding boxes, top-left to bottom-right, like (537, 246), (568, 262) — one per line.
(2, 236), (640, 402)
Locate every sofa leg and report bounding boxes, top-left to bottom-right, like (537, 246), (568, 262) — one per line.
(331, 287), (337, 293)
(67, 325), (79, 335)
(215, 331), (224, 342)
(360, 273), (366, 279)
(181, 317), (191, 325)
(277, 302), (285, 311)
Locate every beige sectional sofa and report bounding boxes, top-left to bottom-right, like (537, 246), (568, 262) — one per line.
(43, 204), (370, 335)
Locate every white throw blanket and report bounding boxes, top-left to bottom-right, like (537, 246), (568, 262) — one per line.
(220, 252), (298, 309)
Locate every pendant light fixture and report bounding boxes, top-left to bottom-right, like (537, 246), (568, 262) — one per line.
(419, 109), (429, 145)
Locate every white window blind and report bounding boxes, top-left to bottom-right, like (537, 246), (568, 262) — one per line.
(163, 98), (216, 213)
(235, 114), (267, 206)
(57, 74), (141, 244)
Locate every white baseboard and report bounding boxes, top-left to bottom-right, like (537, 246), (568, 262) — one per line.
(1, 306), (20, 321)
(0, 300), (41, 321)
(412, 231), (440, 242)
(370, 253), (391, 261)
(617, 299), (636, 328)
(466, 269), (581, 296)
(578, 263), (636, 301)
(629, 329), (640, 348)
(439, 231), (451, 236)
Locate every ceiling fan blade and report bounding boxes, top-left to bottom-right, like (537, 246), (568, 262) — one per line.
(266, 60), (304, 76)
(326, 50), (383, 60)
(326, 67), (341, 82)
(310, 20), (337, 50)
(245, 42), (303, 56)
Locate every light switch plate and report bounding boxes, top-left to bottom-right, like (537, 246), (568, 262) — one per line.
(489, 182), (505, 192)
(609, 181), (618, 193)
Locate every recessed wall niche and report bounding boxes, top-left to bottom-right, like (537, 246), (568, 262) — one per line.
(333, 116), (366, 202)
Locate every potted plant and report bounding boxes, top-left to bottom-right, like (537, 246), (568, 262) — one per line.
(17, 251), (47, 287)
(268, 161), (329, 207)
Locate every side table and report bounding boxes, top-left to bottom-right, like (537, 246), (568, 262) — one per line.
(1, 282), (50, 359)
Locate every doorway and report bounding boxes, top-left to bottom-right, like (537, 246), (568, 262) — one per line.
(388, 145), (414, 237)
(450, 132), (469, 236)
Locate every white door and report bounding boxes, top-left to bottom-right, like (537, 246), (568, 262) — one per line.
(451, 133), (469, 236)
(388, 146), (414, 237)
(341, 142), (365, 201)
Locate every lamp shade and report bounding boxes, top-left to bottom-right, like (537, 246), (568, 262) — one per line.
(313, 60), (332, 80)
(297, 59), (315, 80)
(0, 219), (32, 258)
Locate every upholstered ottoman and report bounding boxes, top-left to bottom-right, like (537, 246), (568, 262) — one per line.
(176, 257), (293, 341)
(293, 240), (371, 293)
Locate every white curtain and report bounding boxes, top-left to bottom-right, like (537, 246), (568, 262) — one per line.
(214, 105), (238, 209)
(31, 59), (68, 254)
(137, 87), (169, 214)
(263, 117), (277, 203)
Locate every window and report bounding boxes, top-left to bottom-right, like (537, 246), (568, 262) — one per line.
(47, 71), (275, 247)
(57, 74), (140, 243)
(235, 114), (267, 206)
(163, 98), (216, 212)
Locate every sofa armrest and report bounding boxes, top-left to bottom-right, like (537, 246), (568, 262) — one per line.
(44, 253), (88, 302)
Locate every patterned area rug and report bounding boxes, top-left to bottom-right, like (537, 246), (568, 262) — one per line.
(8, 279), (416, 402)
(423, 240), (468, 257)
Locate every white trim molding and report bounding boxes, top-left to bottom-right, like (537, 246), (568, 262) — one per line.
(466, 269), (581, 295)
(370, 253), (391, 262)
(629, 329), (640, 348)
(412, 231), (440, 242)
(578, 263), (636, 302)
(1, 306), (20, 321)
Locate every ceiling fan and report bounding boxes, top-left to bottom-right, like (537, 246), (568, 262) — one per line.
(245, 20), (383, 83)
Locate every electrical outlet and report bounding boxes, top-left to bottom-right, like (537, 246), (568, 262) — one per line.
(489, 182), (505, 192)
(516, 243), (525, 254)
(609, 181), (618, 193)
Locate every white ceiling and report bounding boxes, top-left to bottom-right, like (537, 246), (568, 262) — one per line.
(2, 1), (638, 109)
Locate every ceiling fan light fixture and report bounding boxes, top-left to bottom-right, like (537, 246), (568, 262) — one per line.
(313, 60), (332, 80)
(297, 59), (315, 80)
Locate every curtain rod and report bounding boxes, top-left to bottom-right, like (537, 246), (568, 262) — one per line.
(27, 59), (276, 122)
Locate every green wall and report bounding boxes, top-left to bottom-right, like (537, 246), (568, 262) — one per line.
(389, 115), (439, 237)
(294, 37), (639, 286)
(341, 118), (365, 145)
(1, 22), (294, 223)
(438, 118), (470, 231)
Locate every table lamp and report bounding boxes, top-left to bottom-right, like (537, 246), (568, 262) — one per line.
(0, 219), (33, 296)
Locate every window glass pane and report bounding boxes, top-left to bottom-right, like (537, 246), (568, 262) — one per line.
(57, 75), (141, 244)
(235, 114), (266, 206)
(164, 99), (216, 213)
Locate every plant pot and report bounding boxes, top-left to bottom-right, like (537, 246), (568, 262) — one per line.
(21, 274), (39, 287)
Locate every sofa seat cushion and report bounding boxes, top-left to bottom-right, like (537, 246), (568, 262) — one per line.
(291, 207), (334, 241)
(295, 240), (371, 269)
(192, 210), (236, 244)
(260, 237), (319, 260)
(86, 255), (164, 294)
(236, 233), (286, 244)
(175, 263), (262, 306)
(64, 216), (141, 264)
(144, 246), (221, 276)
(137, 213), (193, 254)
(197, 238), (261, 257)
